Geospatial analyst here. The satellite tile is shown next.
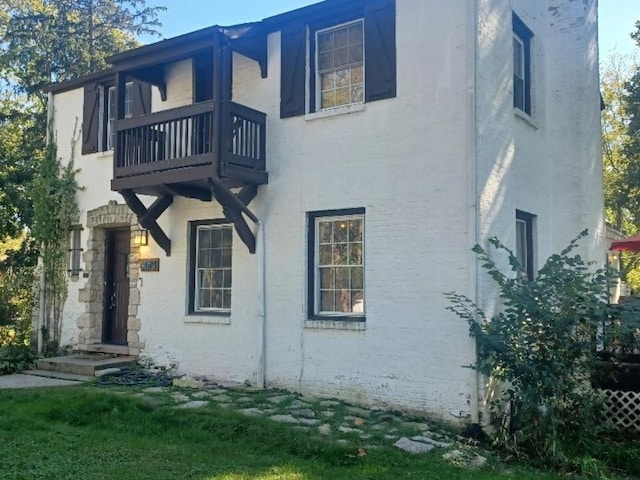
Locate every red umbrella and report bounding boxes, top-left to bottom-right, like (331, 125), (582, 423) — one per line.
(610, 235), (640, 252)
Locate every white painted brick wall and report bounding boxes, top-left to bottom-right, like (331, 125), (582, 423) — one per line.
(51, 0), (602, 423)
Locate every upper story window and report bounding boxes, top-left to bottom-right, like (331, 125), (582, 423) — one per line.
(512, 13), (533, 115)
(105, 82), (133, 150)
(280, 0), (396, 118)
(316, 20), (364, 110)
(82, 79), (151, 155)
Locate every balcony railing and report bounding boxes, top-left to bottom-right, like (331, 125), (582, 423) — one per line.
(114, 100), (266, 181)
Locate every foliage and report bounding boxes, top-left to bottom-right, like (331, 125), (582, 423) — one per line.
(446, 231), (613, 470)
(0, 0), (165, 96)
(0, 342), (35, 374)
(0, 388), (569, 480)
(30, 124), (80, 352)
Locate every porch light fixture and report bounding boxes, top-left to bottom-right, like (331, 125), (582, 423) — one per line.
(133, 229), (149, 247)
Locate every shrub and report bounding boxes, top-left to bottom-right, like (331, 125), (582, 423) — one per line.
(446, 231), (611, 468)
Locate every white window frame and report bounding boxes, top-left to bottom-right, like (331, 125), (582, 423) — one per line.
(312, 212), (365, 318)
(105, 82), (133, 151)
(513, 34), (526, 112)
(315, 19), (365, 111)
(515, 210), (536, 281)
(67, 225), (83, 276)
(193, 223), (233, 313)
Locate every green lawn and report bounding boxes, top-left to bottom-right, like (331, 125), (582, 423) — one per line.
(0, 388), (570, 480)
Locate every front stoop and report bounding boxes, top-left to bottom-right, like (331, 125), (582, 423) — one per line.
(36, 353), (137, 376)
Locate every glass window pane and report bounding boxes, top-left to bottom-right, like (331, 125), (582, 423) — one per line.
(351, 85), (363, 104)
(336, 267), (349, 289)
(320, 71), (335, 91)
(335, 68), (350, 88)
(333, 221), (348, 243)
(321, 91), (335, 109)
(513, 37), (524, 77)
(199, 228), (212, 249)
(337, 289), (351, 312)
(211, 290), (222, 309)
(222, 290), (231, 310)
(198, 249), (211, 268)
(318, 32), (333, 52)
(221, 228), (232, 248)
(319, 221), (332, 243)
(351, 267), (363, 289)
(334, 27), (349, 48)
(320, 267), (335, 289)
(221, 248), (231, 268)
(211, 228), (222, 249)
(348, 243), (362, 266)
(351, 291), (364, 313)
(351, 65), (363, 85)
(320, 291), (335, 312)
(319, 245), (332, 266)
(198, 287), (210, 309)
(349, 44), (363, 63)
(223, 270), (232, 288)
(347, 219), (362, 241)
(333, 244), (347, 265)
(349, 23), (363, 44)
(318, 51), (334, 71)
(334, 47), (349, 67)
(213, 270), (223, 287)
(335, 87), (350, 106)
(199, 269), (213, 289)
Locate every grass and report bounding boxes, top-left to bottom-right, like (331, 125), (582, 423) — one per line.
(0, 387), (586, 479)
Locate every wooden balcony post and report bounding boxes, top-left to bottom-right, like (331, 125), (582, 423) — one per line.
(113, 72), (127, 178)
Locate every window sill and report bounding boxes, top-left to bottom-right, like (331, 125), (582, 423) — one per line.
(305, 103), (365, 121)
(514, 108), (538, 129)
(305, 318), (366, 331)
(96, 150), (114, 159)
(184, 313), (231, 325)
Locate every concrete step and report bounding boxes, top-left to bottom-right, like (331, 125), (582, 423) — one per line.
(83, 344), (130, 355)
(36, 353), (137, 376)
(25, 369), (93, 383)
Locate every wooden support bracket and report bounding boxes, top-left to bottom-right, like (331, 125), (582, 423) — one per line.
(120, 189), (173, 256)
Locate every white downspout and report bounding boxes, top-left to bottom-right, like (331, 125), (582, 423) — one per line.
(256, 220), (266, 388)
(467, 1), (480, 425)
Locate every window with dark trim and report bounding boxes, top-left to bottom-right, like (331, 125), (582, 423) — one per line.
(81, 80), (151, 155)
(308, 208), (365, 320)
(515, 210), (536, 281)
(280, 0), (396, 118)
(188, 220), (233, 315)
(513, 13), (533, 115)
(68, 225), (83, 276)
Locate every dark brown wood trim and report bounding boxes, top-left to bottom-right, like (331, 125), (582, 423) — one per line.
(208, 178), (258, 223)
(161, 183), (212, 202)
(116, 101), (214, 131)
(115, 154), (214, 177)
(119, 189), (173, 256)
(140, 194), (174, 227)
(236, 185), (258, 206)
(220, 163), (268, 185)
(111, 165), (215, 191)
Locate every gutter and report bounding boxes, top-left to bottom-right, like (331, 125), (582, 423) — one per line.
(256, 220), (266, 388)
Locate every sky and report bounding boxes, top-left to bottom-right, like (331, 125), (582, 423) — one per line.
(148, 0), (640, 60)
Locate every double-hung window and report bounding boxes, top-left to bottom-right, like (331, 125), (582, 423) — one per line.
(68, 225), (83, 276)
(105, 82), (133, 150)
(189, 221), (233, 314)
(308, 208), (365, 319)
(316, 20), (364, 110)
(515, 210), (536, 281)
(512, 13), (533, 115)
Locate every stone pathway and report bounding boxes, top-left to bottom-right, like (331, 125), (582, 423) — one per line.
(128, 379), (487, 468)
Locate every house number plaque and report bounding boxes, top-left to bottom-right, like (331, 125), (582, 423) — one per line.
(140, 258), (160, 272)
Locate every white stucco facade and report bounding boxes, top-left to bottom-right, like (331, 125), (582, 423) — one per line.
(49, 0), (603, 424)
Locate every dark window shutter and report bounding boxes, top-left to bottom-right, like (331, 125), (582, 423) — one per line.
(81, 83), (100, 155)
(364, 0), (396, 103)
(131, 81), (152, 116)
(280, 23), (307, 118)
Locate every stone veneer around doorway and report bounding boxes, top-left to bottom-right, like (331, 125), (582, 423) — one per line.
(76, 201), (143, 355)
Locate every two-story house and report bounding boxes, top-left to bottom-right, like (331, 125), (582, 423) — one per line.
(45, 0), (604, 423)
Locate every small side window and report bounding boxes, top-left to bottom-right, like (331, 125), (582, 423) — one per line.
(512, 13), (533, 115)
(68, 225), (83, 277)
(515, 210), (536, 281)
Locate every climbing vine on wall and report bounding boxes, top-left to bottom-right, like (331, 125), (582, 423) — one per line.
(31, 121), (80, 353)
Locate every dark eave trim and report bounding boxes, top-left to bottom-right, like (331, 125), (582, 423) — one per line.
(44, 68), (115, 94)
(262, 0), (364, 32)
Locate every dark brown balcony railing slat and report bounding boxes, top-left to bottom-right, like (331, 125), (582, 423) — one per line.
(114, 100), (266, 183)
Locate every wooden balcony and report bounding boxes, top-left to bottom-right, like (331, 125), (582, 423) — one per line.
(111, 100), (267, 195)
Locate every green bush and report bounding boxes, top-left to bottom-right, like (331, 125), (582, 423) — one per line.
(446, 231), (612, 469)
(0, 342), (35, 375)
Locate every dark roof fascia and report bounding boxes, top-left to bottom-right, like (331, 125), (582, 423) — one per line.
(262, 0), (364, 31)
(44, 68), (115, 94)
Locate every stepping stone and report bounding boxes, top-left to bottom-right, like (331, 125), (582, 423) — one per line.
(140, 396), (166, 406)
(267, 395), (290, 404)
(339, 426), (361, 434)
(321, 411), (336, 417)
(345, 406), (371, 417)
(318, 424), (332, 436)
(173, 378), (203, 388)
(269, 414), (299, 424)
(411, 436), (451, 448)
(319, 400), (341, 407)
(191, 391), (211, 399)
(290, 408), (315, 419)
(235, 396), (253, 404)
(394, 437), (434, 454)
(176, 400), (208, 409)
(240, 408), (264, 417)
(289, 399), (309, 409)
(297, 418), (320, 426)
(210, 394), (232, 403)
(143, 387), (168, 393)
(171, 393), (190, 403)
(401, 421), (431, 431)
